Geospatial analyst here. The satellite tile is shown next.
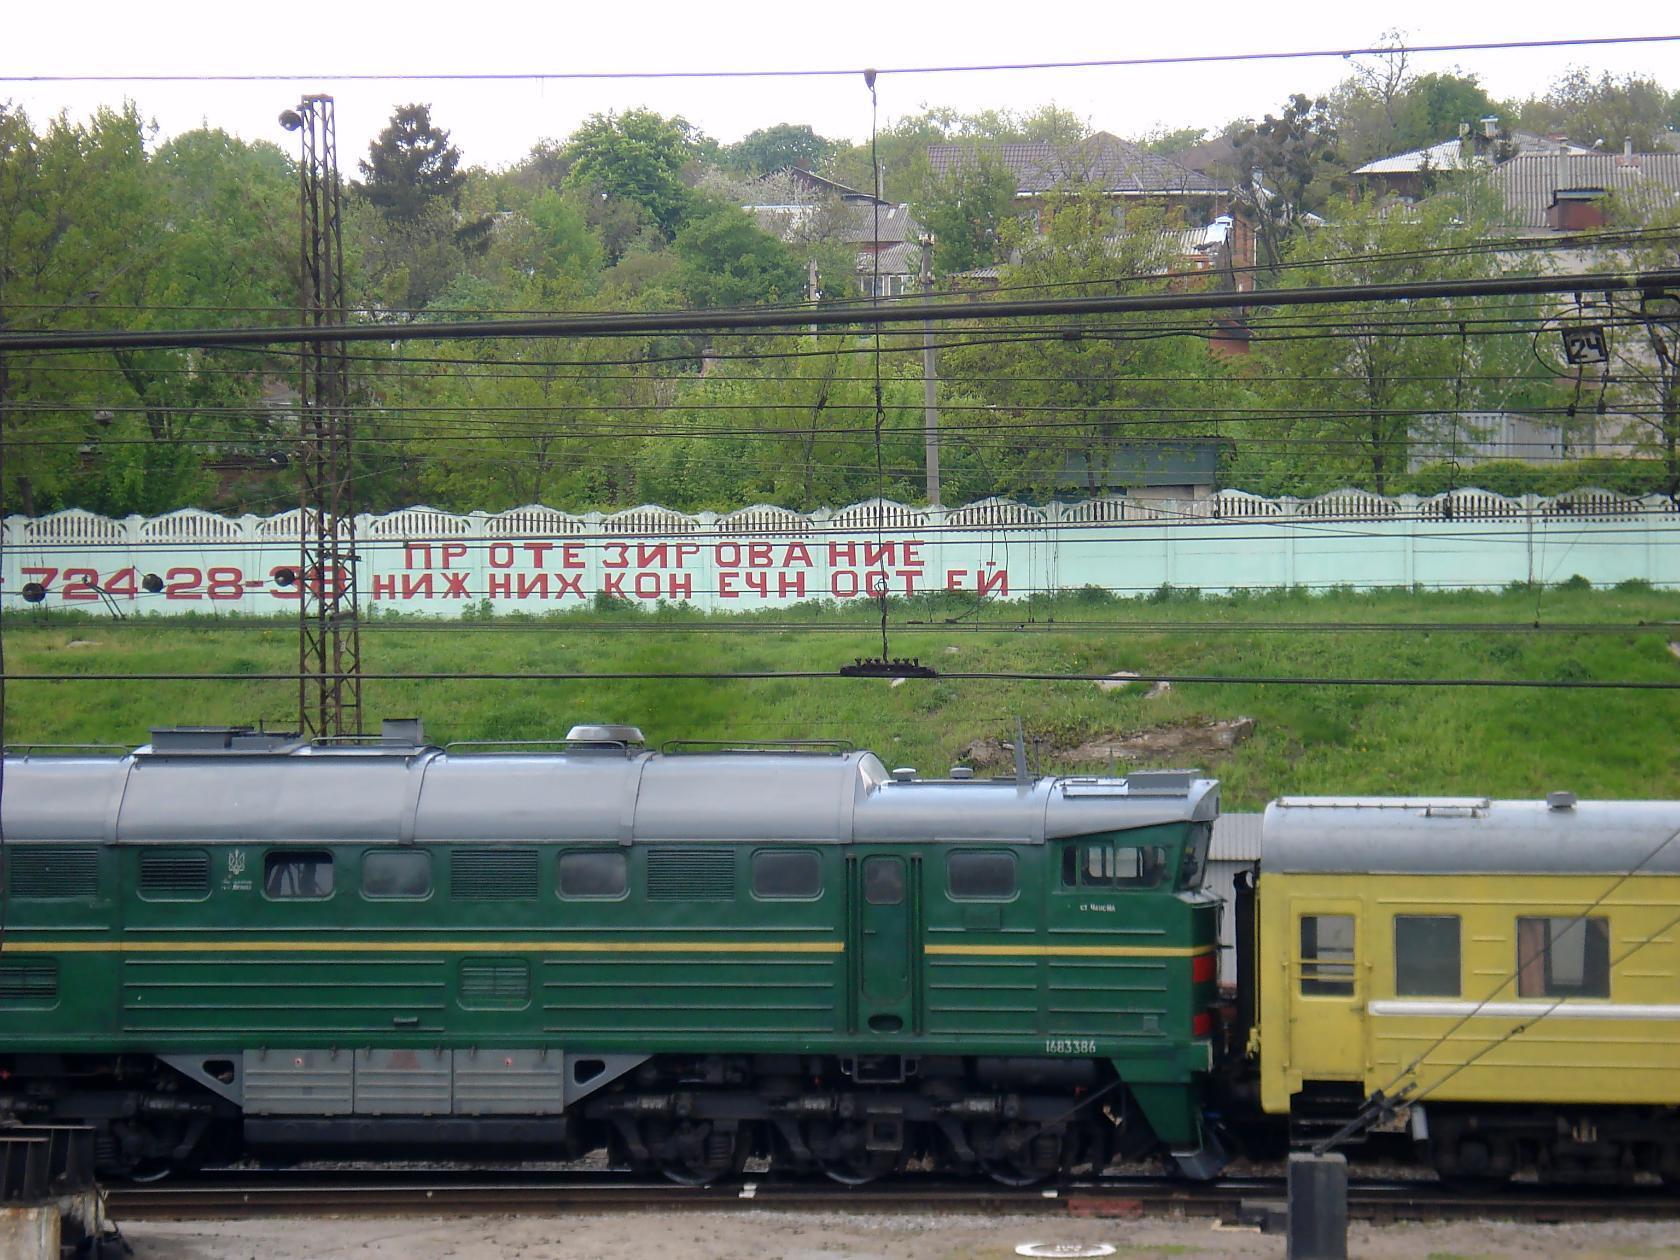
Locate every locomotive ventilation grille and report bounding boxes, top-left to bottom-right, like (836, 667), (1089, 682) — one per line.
(647, 848), (736, 901)
(4, 848), (99, 899)
(139, 850), (211, 899)
(0, 961), (59, 1006)
(450, 849), (540, 900)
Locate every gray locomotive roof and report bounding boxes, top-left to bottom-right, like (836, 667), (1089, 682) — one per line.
(1264, 796), (1680, 875)
(0, 742), (1217, 847)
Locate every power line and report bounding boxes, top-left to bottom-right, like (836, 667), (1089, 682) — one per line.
(3, 668), (1677, 689)
(7, 34), (1679, 83)
(3, 268), (1675, 353)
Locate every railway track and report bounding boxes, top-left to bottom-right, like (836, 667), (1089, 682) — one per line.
(103, 1169), (1680, 1224)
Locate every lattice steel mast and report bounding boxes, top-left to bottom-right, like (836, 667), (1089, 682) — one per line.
(281, 95), (361, 738)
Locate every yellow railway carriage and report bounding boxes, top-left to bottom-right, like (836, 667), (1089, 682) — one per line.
(1249, 794), (1680, 1184)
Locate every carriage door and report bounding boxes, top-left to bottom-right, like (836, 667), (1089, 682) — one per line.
(850, 853), (919, 1035)
(1287, 901), (1367, 1083)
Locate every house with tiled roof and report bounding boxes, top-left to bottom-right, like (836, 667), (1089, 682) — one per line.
(1352, 125), (1589, 200)
(925, 132), (1252, 284)
(927, 131), (1231, 229)
(1484, 148), (1680, 237)
(741, 168), (926, 297)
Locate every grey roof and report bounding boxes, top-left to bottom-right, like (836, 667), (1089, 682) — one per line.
(927, 132), (1227, 197)
(1263, 796), (1680, 875)
(0, 744), (1217, 848)
(1353, 131), (1588, 177)
(748, 202), (921, 249)
(1485, 152), (1680, 228)
(1209, 811), (1262, 862)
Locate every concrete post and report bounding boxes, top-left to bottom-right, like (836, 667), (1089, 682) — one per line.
(0, 1206), (60, 1260)
(1286, 1151), (1348, 1260)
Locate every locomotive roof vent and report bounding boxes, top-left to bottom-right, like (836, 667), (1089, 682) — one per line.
(1548, 790), (1578, 811)
(949, 766), (975, 780)
(147, 726), (301, 754)
(566, 724), (646, 747)
(891, 766), (919, 782)
(380, 717), (426, 747)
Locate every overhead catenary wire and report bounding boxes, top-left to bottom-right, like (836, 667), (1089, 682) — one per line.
(7, 33), (1679, 83)
(4, 668), (1679, 690)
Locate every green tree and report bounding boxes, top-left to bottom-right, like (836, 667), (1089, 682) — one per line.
(355, 104), (465, 223)
(1521, 71), (1678, 151)
(721, 124), (835, 176)
(939, 191), (1228, 501)
(0, 104), (220, 515)
(1235, 94), (1340, 273)
(1594, 189), (1680, 492)
(914, 149), (1018, 274)
(1254, 182), (1560, 494)
(673, 200), (804, 308)
(564, 109), (696, 243)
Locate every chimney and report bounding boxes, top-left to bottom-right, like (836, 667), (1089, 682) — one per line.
(1481, 116), (1499, 139)
(1624, 137), (1634, 158)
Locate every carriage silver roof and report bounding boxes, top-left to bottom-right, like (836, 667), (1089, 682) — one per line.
(1264, 796), (1680, 876)
(0, 731), (1217, 847)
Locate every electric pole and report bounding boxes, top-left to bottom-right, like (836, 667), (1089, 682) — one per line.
(920, 235), (941, 506)
(280, 95), (362, 739)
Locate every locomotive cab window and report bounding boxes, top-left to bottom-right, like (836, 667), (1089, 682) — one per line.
(558, 850), (628, 899)
(1299, 914), (1356, 996)
(752, 850), (821, 899)
(1517, 916), (1609, 998)
(1394, 915), (1461, 996)
(947, 850), (1016, 900)
(263, 850), (334, 900)
(1061, 842), (1164, 889)
(362, 850), (431, 899)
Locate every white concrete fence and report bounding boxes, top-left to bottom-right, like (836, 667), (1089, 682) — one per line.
(4, 488), (1676, 615)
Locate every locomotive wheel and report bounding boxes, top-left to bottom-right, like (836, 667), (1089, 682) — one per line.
(976, 1125), (1065, 1187)
(807, 1121), (903, 1186)
(653, 1121), (749, 1186)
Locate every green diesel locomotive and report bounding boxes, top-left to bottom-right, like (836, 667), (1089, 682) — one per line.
(0, 721), (1222, 1184)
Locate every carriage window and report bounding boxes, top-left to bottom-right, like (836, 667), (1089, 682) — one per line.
(1395, 915), (1460, 996)
(863, 856), (903, 905)
(752, 850), (821, 899)
(362, 850), (431, 899)
(1061, 843), (1165, 889)
(263, 850), (335, 900)
(558, 850), (628, 899)
(947, 850), (1016, 900)
(1299, 914), (1355, 996)
(1517, 916), (1609, 998)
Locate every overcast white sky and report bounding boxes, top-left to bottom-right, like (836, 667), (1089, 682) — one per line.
(4, 2), (1675, 169)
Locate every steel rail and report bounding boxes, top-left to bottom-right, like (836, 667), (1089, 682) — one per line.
(101, 1169), (1680, 1222)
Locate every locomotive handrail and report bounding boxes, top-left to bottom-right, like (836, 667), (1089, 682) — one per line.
(443, 738), (639, 753)
(658, 739), (856, 755)
(3, 743), (133, 754)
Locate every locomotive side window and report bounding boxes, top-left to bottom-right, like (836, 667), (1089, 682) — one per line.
(559, 850), (628, 899)
(1299, 914), (1355, 996)
(947, 850), (1016, 900)
(752, 850), (821, 899)
(1060, 842), (1164, 889)
(263, 850), (335, 900)
(362, 850), (432, 899)
(1394, 915), (1461, 996)
(1517, 916), (1609, 998)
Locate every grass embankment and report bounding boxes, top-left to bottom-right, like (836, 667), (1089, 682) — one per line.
(7, 585), (1680, 810)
